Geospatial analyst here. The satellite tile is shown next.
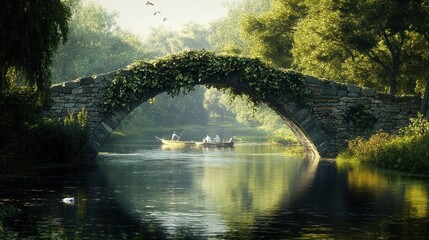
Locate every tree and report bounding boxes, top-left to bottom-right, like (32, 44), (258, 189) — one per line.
(241, 0), (306, 67)
(291, 0), (388, 91)
(208, 0), (270, 56)
(143, 22), (212, 57)
(242, 0), (426, 96)
(330, 0), (414, 95)
(51, 1), (153, 83)
(117, 86), (209, 133)
(409, 0), (429, 116)
(0, 0), (71, 101)
(203, 88), (231, 122)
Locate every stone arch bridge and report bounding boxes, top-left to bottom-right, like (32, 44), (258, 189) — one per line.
(47, 53), (422, 160)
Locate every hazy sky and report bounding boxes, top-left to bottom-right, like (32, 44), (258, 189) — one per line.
(84, 0), (240, 38)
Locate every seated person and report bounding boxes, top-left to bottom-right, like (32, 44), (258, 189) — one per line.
(203, 135), (212, 143)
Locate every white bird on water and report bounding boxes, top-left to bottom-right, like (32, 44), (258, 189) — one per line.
(62, 197), (75, 205)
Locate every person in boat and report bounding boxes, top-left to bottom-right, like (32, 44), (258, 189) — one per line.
(203, 135), (212, 143)
(171, 132), (180, 141)
(214, 134), (221, 143)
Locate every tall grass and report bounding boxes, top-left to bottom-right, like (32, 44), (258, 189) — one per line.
(0, 88), (88, 174)
(338, 114), (429, 175)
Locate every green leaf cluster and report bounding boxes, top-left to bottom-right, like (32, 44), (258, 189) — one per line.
(0, 0), (71, 103)
(0, 89), (88, 173)
(51, 1), (155, 84)
(339, 115), (429, 175)
(101, 50), (308, 113)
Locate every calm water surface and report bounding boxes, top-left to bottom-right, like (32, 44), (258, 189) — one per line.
(1, 140), (429, 239)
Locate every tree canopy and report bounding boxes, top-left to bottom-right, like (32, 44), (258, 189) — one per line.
(242, 0), (429, 98)
(0, 0), (71, 101)
(51, 1), (153, 83)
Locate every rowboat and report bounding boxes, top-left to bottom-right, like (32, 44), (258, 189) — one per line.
(195, 140), (234, 148)
(155, 136), (195, 146)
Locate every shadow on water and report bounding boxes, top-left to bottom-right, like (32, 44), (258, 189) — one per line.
(0, 166), (168, 239)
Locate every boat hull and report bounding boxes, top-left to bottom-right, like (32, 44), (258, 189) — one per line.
(156, 136), (195, 146)
(195, 141), (234, 147)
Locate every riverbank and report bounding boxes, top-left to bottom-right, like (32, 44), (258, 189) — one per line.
(338, 114), (429, 176)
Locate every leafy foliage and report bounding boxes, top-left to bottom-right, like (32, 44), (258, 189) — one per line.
(340, 115), (429, 175)
(0, 88), (88, 173)
(51, 1), (153, 83)
(0, 0), (71, 102)
(242, 0), (306, 68)
(143, 22), (212, 58)
(101, 50), (308, 114)
(208, 0), (271, 56)
(399, 113), (429, 136)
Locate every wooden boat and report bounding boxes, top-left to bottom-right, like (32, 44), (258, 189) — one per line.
(195, 140), (234, 148)
(155, 136), (195, 146)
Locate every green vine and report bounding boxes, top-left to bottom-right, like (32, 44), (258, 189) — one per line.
(100, 50), (309, 113)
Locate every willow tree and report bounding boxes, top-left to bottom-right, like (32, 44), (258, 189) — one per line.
(0, 0), (71, 102)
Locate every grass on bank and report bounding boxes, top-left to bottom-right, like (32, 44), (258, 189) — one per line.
(338, 114), (429, 175)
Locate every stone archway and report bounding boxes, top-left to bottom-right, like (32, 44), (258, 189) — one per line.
(47, 51), (422, 161)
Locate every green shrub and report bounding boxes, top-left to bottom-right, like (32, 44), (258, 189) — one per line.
(29, 109), (88, 166)
(0, 88), (88, 173)
(399, 113), (429, 136)
(339, 115), (429, 175)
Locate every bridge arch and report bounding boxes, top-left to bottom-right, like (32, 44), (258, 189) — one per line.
(47, 50), (422, 161)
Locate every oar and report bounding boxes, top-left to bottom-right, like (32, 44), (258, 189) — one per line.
(177, 129), (185, 140)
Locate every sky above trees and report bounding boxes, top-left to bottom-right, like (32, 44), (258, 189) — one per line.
(84, 0), (242, 38)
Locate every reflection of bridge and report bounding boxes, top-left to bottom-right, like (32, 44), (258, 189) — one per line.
(46, 53), (423, 160)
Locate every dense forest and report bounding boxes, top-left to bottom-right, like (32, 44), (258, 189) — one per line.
(1, 0), (429, 173)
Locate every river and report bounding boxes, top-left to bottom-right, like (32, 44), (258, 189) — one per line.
(1, 140), (429, 239)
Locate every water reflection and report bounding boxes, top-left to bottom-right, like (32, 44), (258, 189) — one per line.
(338, 159), (429, 219)
(1, 142), (429, 239)
(0, 168), (167, 239)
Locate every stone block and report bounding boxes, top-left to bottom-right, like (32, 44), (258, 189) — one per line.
(362, 87), (375, 97)
(63, 81), (78, 89)
(324, 88), (338, 96)
(72, 87), (84, 94)
(347, 84), (361, 94)
(305, 76), (321, 84)
(93, 75), (105, 83)
(51, 85), (64, 93)
(79, 76), (95, 85)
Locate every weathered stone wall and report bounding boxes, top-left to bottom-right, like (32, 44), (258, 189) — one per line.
(304, 76), (421, 153)
(46, 71), (424, 159)
(48, 72), (114, 134)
